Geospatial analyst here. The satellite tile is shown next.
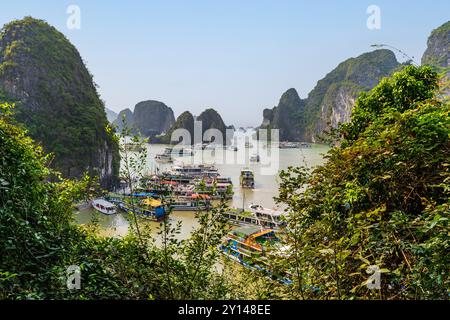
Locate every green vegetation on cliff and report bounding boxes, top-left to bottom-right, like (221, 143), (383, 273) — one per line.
(0, 17), (119, 187)
(158, 111), (195, 144)
(303, 50), (400, 137)
(262, 49), (401, 142)
(157, 108), (230, 145)
(422, 21), (450, 71)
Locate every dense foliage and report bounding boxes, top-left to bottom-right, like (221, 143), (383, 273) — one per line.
(274, 66), (449, 299)
(0, 103), (232, 299)
(1, 63), (448, 300)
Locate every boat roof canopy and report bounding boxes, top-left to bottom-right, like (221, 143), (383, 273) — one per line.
(92, 199), (115, 208)
(232, 226), (265, 236)
(191, 194), (210, 200)
(142, 198), (162, 207)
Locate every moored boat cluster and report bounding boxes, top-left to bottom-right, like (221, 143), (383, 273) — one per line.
(89, 161), (289, 282)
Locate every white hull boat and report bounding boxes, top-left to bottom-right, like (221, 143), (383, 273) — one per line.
(92, 199), (117, 215)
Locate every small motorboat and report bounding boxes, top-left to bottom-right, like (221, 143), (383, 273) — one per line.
(300, 142), (312, 148)
(240, 169), (255, 188)
(250, 154), (260, 162)
(155, 153), (173, 163)
(92, 199), (117, 215)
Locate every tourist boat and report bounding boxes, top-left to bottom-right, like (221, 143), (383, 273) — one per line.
(111, 196), (166, 222)
(155, 153), (173, 163)
(228, 145), (238, 152)
(245, 141), (254, 148)
(163, 147), (195, 157)
(169, 194), (211, 211)
(219, 226), (292, 284)
(222, 205), (286, 229)
(173, 147), (194, 156)
(219, 227), (277, 268)
(250, 154), (260, 162)
(240, 169), (255, 188)
(247, 204), (286, 229)
(279, 141), (299, 149)
(300, 142), (312, 148)
(196, 179), (233, 199)
(92, 199), (117, 215)
(139, 197), (167, 221)
(164, 164), (219, 181)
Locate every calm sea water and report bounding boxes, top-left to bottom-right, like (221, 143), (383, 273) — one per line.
(74, 137), (329, 239)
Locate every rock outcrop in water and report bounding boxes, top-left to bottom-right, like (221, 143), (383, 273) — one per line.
(157, 111), (195, 144)
(113, 101), (175, 137)
(156, 108), (230, 145)
(197, 108), (229, 143)
(0, 17), (119, 188)
(260, 88), (305, 141)
(133, 100), (175, 137)
(261, 49), (400, 142)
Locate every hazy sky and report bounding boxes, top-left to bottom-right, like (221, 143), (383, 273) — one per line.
(1, 1), (449, 126)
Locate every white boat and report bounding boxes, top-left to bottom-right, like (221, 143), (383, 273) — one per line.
(169, 195), (211, 211)
(240, 169), (255, 188)
(174, 147), (194, 156)
(279, 141), (299, 149)
(300, 142), (312, 148)
(165, 164), (218, 178)
(247, 204), (286, 229)
(155, 153), (173, 163)
(250, 154), (260, 162)
(92, 199), (117, 215)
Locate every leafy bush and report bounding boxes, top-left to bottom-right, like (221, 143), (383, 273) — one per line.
(276, 66), (449, 299)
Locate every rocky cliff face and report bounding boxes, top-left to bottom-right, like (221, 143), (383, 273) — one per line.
(261, 49), (400, 142)
(0, 17), (119, 188)
(260, 88), (305, 141)
(133, 100), (175, 137)
(158, 111), (195, 144)
(305, 49), (400, 141)
(113, 101), (175, 137)
(157, 108), (229, 145)
(105, 108), (118, 123)
(198, 108), (231, 144)
(113, 108), (134, 132)
(422, 21), (450, 92)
